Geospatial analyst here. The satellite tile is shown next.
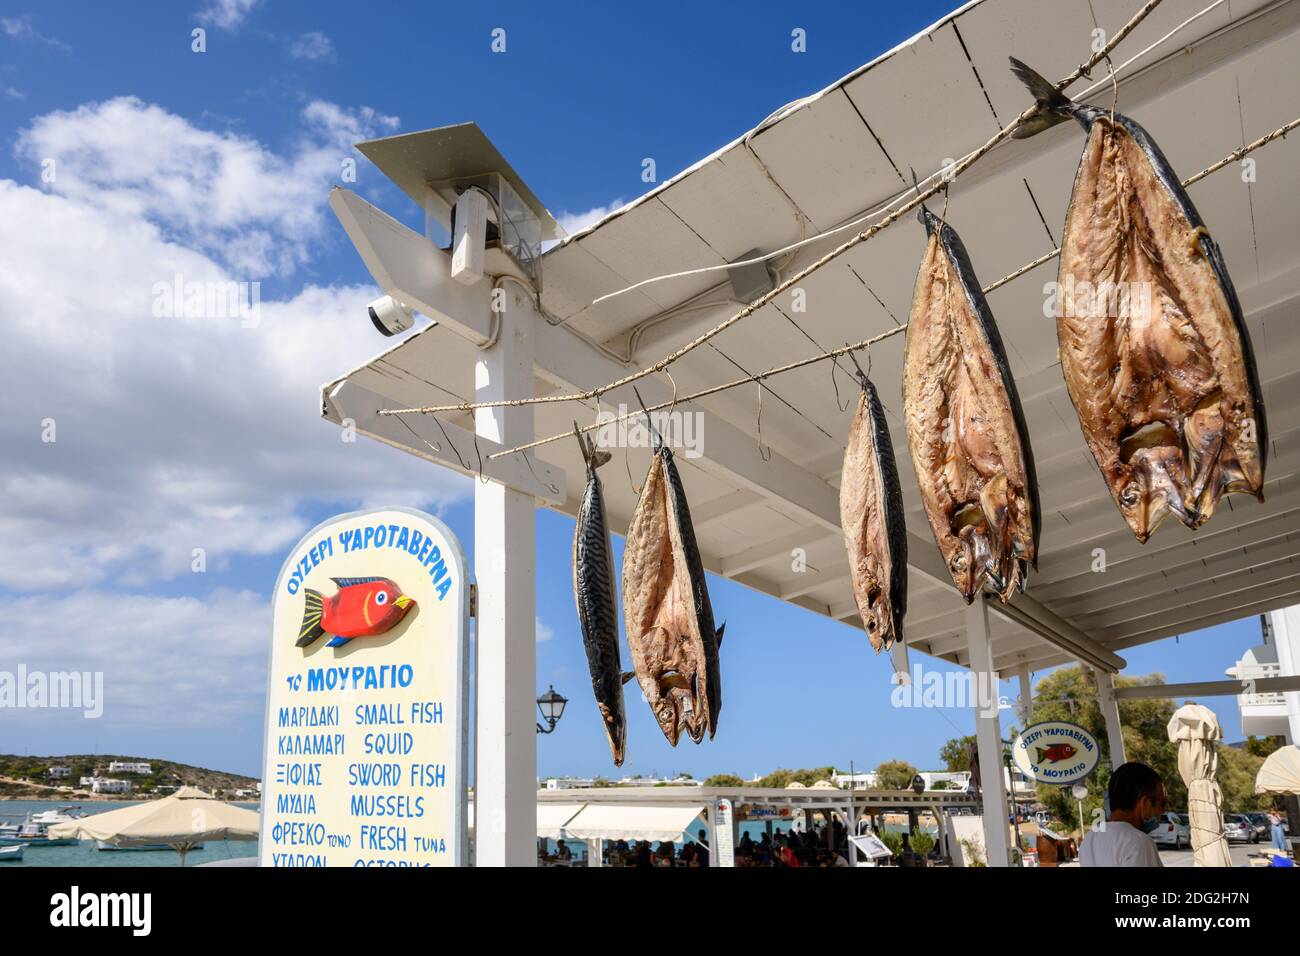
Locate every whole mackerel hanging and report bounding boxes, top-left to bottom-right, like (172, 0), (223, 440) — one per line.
(903, 207), (1040, 603)
(1011, 58), (1266, 541)
(840, 373), (907, 650)
(571, 429), (628, 766)
(621, 431), (723, 745)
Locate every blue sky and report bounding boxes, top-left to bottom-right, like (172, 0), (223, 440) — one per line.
(0, 0), (1272, 779)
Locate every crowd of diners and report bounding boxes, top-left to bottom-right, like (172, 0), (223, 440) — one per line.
(538, 822), (859, 867)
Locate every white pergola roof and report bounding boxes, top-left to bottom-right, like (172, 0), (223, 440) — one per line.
(323, 0), (1300, 676)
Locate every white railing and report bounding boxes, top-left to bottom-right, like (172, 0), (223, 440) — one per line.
(1237, 661), (1286, 706)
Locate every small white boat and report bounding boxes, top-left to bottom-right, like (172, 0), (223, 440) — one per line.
(0, 844), (24, 862)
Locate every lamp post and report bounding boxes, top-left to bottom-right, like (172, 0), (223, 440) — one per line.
(536, 686), (568, 734)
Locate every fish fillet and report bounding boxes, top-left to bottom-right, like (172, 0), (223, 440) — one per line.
(1012, 58), (1266, 541)
(903, 208), (1040, 603)
(622, 442), (723, 744)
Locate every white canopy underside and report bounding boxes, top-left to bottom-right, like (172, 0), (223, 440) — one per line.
(326, 0), (1300, 674)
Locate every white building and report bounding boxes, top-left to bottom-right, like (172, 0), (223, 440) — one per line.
(107, 761), (151, 774)
(79, 776), (96, 787)
(1227, 609), (1300, 744)
(90, 777), (133, 794)
(47, 766), (70, 779)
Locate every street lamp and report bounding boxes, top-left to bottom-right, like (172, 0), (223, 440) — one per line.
(536, 686), (568, 734)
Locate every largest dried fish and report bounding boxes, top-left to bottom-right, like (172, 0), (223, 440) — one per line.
(1012, 59), (1266, 541)
(572, 429), (628, 766)
(840, 373), (907, 651)
(903, 207), (1040, 603)
(622, 434), (723, 745)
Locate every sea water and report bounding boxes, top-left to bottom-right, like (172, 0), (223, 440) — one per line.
(0, 800), (260, 868)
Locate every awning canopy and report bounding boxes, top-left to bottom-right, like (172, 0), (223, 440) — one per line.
(536, 803), (586, 840)
(467, 802), (587, 839)
(1256, 745), (1300, 794)
(561, 804), (705, 843)
(323, 0), (1300, 675)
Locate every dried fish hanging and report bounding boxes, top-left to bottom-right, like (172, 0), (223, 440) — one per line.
(903, 205), (1040, 603)
(621, 401), (724, 746)
(571, 427), (630, 765)
(1011, 58), (1266, 542)
(839, 356), (908, 651)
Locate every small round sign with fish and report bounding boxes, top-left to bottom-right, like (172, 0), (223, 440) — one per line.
(1011, 720), (1100, 785)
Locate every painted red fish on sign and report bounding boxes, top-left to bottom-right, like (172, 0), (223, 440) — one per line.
(296, 577), (415, 648)
(1034, 743), (1078, 764)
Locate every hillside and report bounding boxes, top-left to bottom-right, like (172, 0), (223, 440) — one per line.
(0, 754), (258, 800)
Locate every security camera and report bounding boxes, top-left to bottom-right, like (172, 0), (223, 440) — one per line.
(367, 295), (414, 337)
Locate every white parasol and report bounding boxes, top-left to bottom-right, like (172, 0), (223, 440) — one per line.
(1255, 746), (1300, 795)
(48, 787), (259, 866)
(1166, 704), (1232, 867)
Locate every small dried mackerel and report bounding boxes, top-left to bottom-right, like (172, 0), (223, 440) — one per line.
(572, 429), (628, 765)
(840, 374), (907, 651)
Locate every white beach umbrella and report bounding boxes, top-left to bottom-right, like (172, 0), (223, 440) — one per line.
(1166, 704), (1232, 867)
(1255, 746), (1300, 795)
(48, 786), (258, 866)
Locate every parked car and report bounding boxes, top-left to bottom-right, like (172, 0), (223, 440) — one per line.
(1240, 813), (1271, 842)
(1244, 812), (1289, 837)
(1149, 812), (1190, 848)
(1223, 814), (1258, 843)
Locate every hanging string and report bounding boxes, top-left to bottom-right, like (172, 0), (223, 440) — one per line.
(378, 0), (1170, 422)
(479, 115), (1298, 462)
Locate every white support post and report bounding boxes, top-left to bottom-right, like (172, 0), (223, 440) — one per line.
(474, 283), (537, 867)
(586, 837), (603, 868)
(1093, 667), (1127, 767)
(1016, 662), (1032, 725)
(966, 597), (1011, 868)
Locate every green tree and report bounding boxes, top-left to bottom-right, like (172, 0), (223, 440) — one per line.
(940, 735), (976, 772)
(1217, 745), (1267, 812)
(1245, 736), (1284, 758)
(872, 760), (918, 790)
(703, 773), (745, 787)
(1030, 666), (1184, 834)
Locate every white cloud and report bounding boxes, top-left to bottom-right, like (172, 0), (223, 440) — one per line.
(0, 14), (70, 52)
(195, 0), (261, 32)
(0, 100), (469, 595)
(289, 31), (335, 62)
(537, 618), (555, 643)
(556, 200), (625, 239)
(0, 589), (269, 726)
(16, 96), (398, 276)
(4, 87), (24, 100)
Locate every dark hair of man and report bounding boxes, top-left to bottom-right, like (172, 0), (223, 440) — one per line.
(1108, 762), (1162, 811)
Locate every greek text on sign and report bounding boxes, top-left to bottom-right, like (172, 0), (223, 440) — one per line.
(260, 507), (469, 867)
(1011, 720), (1100, 785)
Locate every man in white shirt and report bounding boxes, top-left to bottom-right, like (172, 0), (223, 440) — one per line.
(1080, 762), (1166, 867)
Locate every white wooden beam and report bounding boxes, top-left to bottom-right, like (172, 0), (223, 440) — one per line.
(322, 380), (564, 504)
(473, 283), (538, 867)
(1093, 668), (1127, 767)
(1112, 676), (1300, 700)
(966, 597), (1010, 868)
(330, 187), (495, 345)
